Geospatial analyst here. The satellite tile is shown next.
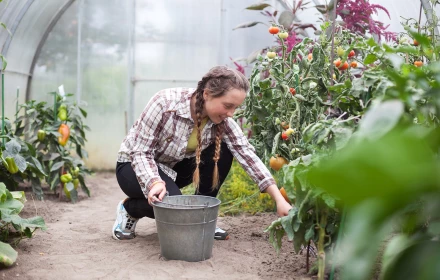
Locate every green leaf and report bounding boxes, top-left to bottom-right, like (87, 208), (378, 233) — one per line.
(357, 100), (404, 140)
(331, 126), (353, 150)
(10, 191), (26, 203)
(246, 3), (271, 10)
(0, 199), (24, 216)
(308, 126), (440, 206)
(305, 225), (315, 242)
(364, 54), (378, 65)
(259, 78), (271, 90)
(0, 241), (17, 267)
(322, 193), (336, 208)
(366, 37), (378, 47)
(327, 83), (346, 93)
(2, 214), (47, 231)
(0, 55), (7, 71)
(293, 226), (306, 253)
(0, 183), (9, 203)
(232, 21), (265, 30)
(50, 161), (65, 172)
(278, 10), (295, 29)
(281, 208), (297, 240)
(13, 154), (27, 173)
(5, 139), (21, 155)
(79, 107), (87, 118)
(31, 157), (47, 176)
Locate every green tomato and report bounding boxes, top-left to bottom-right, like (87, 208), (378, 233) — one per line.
(337, 46), (345, 57)
(267, 52), (276, 59)
(278, 32), (288, 39)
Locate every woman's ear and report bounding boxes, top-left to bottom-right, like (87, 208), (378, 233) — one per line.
(203, 89), (209, 101)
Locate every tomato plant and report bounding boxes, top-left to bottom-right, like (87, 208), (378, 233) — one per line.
(238, 17), (440, 278)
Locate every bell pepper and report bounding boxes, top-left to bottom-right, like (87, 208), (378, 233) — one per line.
(37, 129), (46, 141)
(70, 166), (80, 177)
(58, 124), (70, 146)
(5, 157), (19, 174)
(73, 178), (80, 189)
(58, 108), (67, 121)
(60, 173), (73, 183)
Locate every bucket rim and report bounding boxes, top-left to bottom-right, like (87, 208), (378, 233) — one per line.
(152, 195), (221, 210)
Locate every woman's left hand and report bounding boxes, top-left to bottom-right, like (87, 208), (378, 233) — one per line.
(263, 184), (293, 216)
(276, 199), (292, 216)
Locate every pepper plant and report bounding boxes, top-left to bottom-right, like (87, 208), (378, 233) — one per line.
(0, 119), (46, 197)
(14, 92), (92, 202)
(0, 183), (47, 267)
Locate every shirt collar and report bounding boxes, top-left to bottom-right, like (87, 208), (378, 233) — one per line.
(175, 88), (214, 128)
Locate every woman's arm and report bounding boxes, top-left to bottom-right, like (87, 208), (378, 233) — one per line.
(263, 184), (292, 216)
(125, 92), (167, 196)
(222, 119), (292, 216)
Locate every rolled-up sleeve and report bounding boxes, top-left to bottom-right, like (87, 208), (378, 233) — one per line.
(223, 119), (276, 192)
(126, 94), (165, 196)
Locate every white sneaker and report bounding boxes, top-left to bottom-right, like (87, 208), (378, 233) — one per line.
(112, 200), (139, 240)
(214, 227), (229, 240)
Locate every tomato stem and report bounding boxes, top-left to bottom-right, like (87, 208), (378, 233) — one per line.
(317, 207), (328, 280)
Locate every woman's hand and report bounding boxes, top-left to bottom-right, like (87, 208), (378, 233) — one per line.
(263, 184), (293, 217)
(276, 199), (292, 216)
(147, 182), (167, 205)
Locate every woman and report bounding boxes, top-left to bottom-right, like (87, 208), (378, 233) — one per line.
(113, 66), (292, 241)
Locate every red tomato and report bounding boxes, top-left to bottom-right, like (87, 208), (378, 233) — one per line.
(269, 26), (280, 35)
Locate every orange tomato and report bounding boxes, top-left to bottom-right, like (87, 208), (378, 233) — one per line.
(289, 87), (296, 95)
(308, 53), (313, 61)
(280, 187), (290, 203)
(339, 61), (349, 71)
(269, 156), (289, 171)
(269, 26), (280, 35)
(413, 39), (419, 46)
(414, 61), (423, 67)
(350, 61), (358, 68)
(333, 59), (341, 68)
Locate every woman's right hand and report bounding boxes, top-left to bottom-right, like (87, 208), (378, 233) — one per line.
(147, 182), (167, 205)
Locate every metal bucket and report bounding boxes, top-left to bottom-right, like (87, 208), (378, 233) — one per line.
(152, 195), (221, 262)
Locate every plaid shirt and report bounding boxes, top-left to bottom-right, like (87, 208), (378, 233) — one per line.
(117, 87), (276, 197)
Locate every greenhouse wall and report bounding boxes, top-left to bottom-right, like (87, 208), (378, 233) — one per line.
(1, 0), (438, 170)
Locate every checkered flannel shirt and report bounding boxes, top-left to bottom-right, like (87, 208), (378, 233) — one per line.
(117, 87), (276, 197)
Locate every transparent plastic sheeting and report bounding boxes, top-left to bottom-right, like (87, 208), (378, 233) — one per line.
(1, 0), (72, 119)
(1, 0), (436, 169)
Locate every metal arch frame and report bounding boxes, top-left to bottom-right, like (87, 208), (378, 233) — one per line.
(1, 0), (35, 58)
(25, 0), (76, 102)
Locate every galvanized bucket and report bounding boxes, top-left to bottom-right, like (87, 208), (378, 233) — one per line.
(152, 195), (221, 262)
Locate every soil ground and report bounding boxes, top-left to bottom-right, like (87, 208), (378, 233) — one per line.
(2, 172), (314, 280)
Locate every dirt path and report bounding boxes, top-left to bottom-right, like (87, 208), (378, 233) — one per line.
(2, 172), (311, 280)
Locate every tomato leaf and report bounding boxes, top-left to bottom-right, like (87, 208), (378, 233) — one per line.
(246, 3), (271, 10)
(364, 53), (378, 65)
(232, 21), (265, 30)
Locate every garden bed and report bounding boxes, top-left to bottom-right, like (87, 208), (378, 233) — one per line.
(2, 172), (312, 280)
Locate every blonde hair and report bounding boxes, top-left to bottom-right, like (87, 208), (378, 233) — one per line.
(192, 66), (249, 191)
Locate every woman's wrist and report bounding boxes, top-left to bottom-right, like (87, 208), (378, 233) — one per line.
(148, 179), (165, 190)
(264, 184), (285, 203)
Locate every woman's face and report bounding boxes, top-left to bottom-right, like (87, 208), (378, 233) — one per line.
(203, 88), (246, 124)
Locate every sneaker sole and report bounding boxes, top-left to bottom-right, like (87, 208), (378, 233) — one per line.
(112, 201), (123, 240)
